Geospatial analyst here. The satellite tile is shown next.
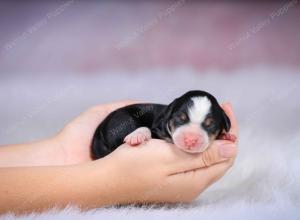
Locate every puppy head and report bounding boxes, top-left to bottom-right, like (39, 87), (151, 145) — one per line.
(160, 91), (230, 153)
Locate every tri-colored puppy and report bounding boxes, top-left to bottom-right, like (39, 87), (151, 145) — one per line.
(91, 90), (236, 159)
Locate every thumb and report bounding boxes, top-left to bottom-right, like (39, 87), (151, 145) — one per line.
(168, 140), (237, 175)
(165, 156), (235, 203)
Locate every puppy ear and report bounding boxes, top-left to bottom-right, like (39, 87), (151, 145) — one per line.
(163, 98), (178, 120)
(221, 109), (231, 132)
(151, 99), (177, 139)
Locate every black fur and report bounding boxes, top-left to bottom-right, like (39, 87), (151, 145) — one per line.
(91, 104), (166, 159)
(91, 90), (231, 159)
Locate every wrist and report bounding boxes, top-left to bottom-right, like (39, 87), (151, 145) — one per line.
(65, 159), (125, 208)
(0, 136), (64, 167)
(33, 136), (66, 166)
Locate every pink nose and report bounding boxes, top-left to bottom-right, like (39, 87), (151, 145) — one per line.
(184, 134), (203, 149)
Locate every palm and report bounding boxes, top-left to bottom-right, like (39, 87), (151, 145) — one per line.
(57, 101), (136, 164)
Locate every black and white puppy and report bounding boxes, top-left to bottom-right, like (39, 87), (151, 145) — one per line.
(91, 90), (235, 159)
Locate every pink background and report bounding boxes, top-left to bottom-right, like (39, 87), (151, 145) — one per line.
(0, 0), (299, 74)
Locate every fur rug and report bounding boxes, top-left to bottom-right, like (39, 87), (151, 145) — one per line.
(1, 66), (299, 219)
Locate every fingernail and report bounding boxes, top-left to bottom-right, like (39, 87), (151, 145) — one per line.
(219, 144), (235, 158)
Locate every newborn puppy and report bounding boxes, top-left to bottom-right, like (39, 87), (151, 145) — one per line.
(91, 90), (236, 159)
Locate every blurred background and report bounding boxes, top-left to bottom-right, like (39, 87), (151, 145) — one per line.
(1, 0), (300, 74)
(1, 0), (299, 144)
(0, 0), (300, 218)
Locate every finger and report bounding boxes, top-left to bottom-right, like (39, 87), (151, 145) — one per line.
(167, 140), (237, 175)
(66, 100), (140, 131)
(166, 158), (234, 201)
(90, 100), (140, 114)
(198, 157), (235, 185)
(102, 100), (141, 112)
(80, 100), (140, 125)
(221, 102), (239, 138)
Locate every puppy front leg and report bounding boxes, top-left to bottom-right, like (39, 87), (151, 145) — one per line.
(124, 127), (152, 146)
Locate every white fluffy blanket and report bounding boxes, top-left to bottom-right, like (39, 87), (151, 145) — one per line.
(1, 66), (299, 219)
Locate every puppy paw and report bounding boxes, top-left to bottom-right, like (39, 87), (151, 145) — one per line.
(219, 133), (237, 142)
(124, 127), (151, 146)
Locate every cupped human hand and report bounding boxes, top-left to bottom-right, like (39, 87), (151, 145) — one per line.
(87, 103), (238, 204)
(0, 101), (238, 213)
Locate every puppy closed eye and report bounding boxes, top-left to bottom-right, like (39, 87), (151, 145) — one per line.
(179, 112), (188, 121)
(173, 112), (188, 123)
(204, 117), (215, 127)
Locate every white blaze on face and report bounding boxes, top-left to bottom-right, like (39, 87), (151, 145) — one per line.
(188, 97), (212, 124)
(172, 96), (212, 153)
